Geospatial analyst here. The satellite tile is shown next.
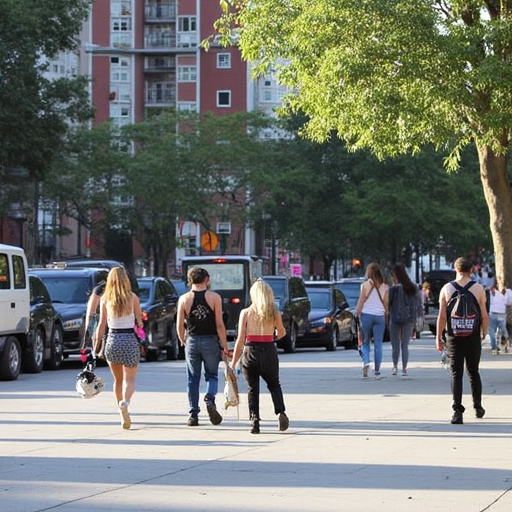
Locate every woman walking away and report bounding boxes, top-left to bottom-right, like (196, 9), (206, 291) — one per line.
(95, 267), (143, 430)
(356, 263), (389, 379)
(231, 279), (289, 434)
(388, 263), (423, 376)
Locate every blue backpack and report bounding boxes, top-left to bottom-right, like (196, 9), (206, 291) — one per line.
(390, 285), (415, 325)
(446, 281), (481, 337)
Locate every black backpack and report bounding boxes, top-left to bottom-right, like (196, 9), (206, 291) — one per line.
(446, 281), (481, 337)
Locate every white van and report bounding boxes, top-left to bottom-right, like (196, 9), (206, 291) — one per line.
(0, 243), (30, 380)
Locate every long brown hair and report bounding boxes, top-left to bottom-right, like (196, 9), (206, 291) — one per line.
(103, 267), (133, 317)
(392, 263), (417, 296)
(366, 263), (385, 288)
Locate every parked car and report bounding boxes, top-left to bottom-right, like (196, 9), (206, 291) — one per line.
(304, 281), (358, 350)
(26, 275), (65, 373)
(137, 277), (180, 361)
(0, 243), (30, 380)
(28, 267), (109, 357)
(333, 277), (366, 310)
(422, 270), (455, 335)
(171, 279), (189, 297)
(52, 259), (139, 295)
(262, 275), (311, 353)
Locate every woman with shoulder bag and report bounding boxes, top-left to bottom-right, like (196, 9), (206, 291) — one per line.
(356, 263), (389, 379)
(95, 267), (143, 430)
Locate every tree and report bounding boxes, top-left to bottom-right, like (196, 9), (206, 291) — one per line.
(44, 122), (132, 261)
(0, 0), (93, 178)
(124, 110), (273, 274)
(215, 1), (512, 287)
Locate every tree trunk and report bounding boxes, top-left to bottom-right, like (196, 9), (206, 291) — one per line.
(476, 144), (512, 288)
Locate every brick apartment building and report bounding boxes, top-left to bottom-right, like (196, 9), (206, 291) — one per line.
(1, 0), (289, 273)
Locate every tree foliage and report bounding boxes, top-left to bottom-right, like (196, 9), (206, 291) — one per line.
(0, 0), (92, 178)
(215, 0), (512, 286)
(246, 114), (489, 278)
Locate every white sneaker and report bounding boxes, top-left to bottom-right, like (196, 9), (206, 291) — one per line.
(391, 367), (397, 376)
(118, 400), (131, 430)
(402, 369), (408, 377)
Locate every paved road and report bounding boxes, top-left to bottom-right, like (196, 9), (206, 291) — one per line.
(1, 332), (512, 512)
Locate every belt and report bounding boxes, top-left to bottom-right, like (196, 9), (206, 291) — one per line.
(245, 341), (275, 346)
(110, 328), (134, 333)
(491, 312), (506, 315)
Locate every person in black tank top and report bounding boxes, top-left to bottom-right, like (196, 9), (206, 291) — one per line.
(177, 267), (229, 427)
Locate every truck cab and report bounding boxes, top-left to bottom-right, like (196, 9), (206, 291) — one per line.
(0, 243), (30, 380)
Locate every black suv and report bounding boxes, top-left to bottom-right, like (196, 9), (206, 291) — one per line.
(137, 277), (180, 361)
(29, 267), (109, 357)
(26, 275), (65, 373)
(262, 275), (311, 353)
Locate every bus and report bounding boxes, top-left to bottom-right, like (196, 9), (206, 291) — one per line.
(181, 256), (264, 349)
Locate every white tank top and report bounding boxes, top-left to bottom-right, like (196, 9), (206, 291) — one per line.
(362, 283), (387, 316)
(107, 297), (135, 328)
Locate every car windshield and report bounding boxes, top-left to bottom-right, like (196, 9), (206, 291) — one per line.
(137, 282), (151, 302)
(308, 290), (333, 310)
(38, 276), (91, 304)
(335, 282), (361, 308)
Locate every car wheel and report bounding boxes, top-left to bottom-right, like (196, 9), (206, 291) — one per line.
(326, 327), (338, 351)
(166, 321), (179, 361)
(0, 336), (22, 380)
(283, 323), (297, 353)
(23, 327), (44, 374)
(45, 324), (64, 371)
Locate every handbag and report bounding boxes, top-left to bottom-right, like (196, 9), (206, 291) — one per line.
(222, 353), (239, 413)
(76, 349), (104, 399)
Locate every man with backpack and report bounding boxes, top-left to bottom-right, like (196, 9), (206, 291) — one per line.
(436, 257), (489, 425)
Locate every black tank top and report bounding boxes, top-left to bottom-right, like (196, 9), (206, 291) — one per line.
(186, 290), (217, 336)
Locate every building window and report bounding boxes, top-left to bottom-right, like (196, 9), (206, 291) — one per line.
(263, 90), (272, 102)
(217, 90), (231, 108)
(111, 70), (130, 82)
(177, 65), (197, 82)
(217, 53), (231, 69)
(111, 57), (131, 82)
(112, 17), (132, 31)
(111, 57), (130, 67)
(178, 16), (197, 32)
(178, 102), (197, 111)
(111, 0), (131, 17)
(111, 33), (131, 48)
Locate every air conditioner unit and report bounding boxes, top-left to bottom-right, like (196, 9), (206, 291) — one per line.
(216, 222), (231, 235)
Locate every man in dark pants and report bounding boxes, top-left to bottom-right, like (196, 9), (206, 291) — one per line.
(436, 257), (489, 424)
(177, 267), (229, 427)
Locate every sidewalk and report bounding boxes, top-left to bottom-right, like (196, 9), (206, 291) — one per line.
(1, 332), (512, 512)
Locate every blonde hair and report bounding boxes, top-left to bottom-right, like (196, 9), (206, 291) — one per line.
(250, 279), (277, 322)
(103, 267), (132, 317)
